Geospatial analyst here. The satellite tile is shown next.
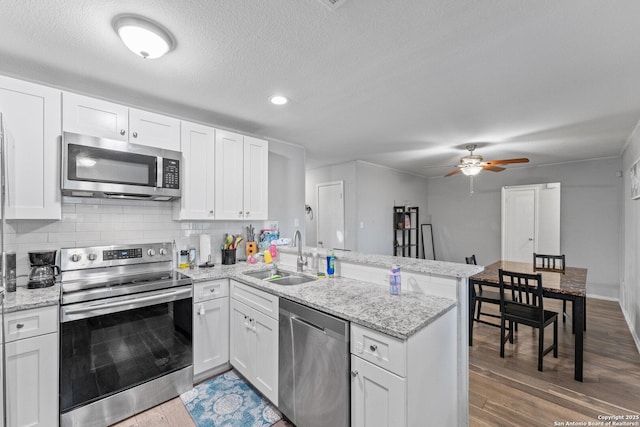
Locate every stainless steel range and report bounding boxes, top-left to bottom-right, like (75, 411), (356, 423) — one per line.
(59, 242), (193, 427)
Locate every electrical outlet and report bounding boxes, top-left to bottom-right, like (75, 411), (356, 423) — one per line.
(360, 221), (364, 229)
(294, 218), (299, 227)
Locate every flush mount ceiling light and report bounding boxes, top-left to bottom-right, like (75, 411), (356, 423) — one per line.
(269, 95), (288, 106)
(113, 15), (175, 59)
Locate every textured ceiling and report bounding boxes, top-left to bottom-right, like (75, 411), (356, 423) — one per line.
(1, 0), (639, 177)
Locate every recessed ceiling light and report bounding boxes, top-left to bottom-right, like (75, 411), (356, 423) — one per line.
(113, 15), (175, 59)
(269, 95), (288, 106)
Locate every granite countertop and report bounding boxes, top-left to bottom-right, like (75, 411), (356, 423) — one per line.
(277, 246), (483, 278)
(183, 262), (456, 340)
(2, 283), (60, 313)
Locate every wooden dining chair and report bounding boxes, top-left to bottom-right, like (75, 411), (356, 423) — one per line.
(533, 253), (573, 325)
(499, 269), (558, 372)
(467, 255), (501, 328)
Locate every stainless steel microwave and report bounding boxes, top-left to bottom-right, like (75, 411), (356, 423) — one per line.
(61, 132), (181, 201)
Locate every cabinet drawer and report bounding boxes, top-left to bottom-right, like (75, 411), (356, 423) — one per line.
(351, 323), (406, 377)
(230, 281), (279, 320)
(194, 279), (229, 303)
(4, 306), (58, 343)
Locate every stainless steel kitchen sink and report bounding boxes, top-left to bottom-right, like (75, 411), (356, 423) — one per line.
(243, 269), (291, 280)
(268, 275), (315, 286)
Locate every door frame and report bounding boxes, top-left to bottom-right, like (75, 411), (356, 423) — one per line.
(316, 180), (345, 250)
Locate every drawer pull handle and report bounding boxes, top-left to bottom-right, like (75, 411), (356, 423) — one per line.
(16, 323), (24, 329)
(351, 370), (358, 377)
(369, 344), (378, 352)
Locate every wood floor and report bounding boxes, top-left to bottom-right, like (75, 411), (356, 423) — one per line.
(114, 298), (640, 426)
(469, 297), (640, 426)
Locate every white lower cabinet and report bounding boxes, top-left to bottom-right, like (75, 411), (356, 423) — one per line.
(229, 281), (278, 404)
(351, 355), (406, 427)
(4, 306), (59, 427)
(193, 280), (229, 380)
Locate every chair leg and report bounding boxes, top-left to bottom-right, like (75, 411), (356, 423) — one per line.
(500, 318), (506, 358)
(509, 320), (514, 343)
(553, 319), (558, 358)
(476, 300), (482, 321)
(538, 325), (544, 372)
(562, 300), (567, 324)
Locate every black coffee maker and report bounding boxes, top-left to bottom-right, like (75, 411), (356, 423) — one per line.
(27, 250), (60, 289)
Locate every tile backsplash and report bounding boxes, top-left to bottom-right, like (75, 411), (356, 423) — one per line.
(4, 197), (270, 279)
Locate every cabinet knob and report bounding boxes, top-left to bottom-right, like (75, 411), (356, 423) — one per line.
(16, 323), (24, 329)
(132, 132), (138, 138)
(370, 344), (378, 352)
(238, 211), (243, 216)
(245, 211), (250, 216)
(351, 370), (358, 377)
(120, 129), (126, 136)
(209, 210), (214, 215)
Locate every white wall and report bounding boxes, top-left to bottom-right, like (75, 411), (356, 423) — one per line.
(622, 124), (640, 352)
(427, 157), (622, 299)
(305, 160), (428, 255)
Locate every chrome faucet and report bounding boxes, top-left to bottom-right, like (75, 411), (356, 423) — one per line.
(293, 230), (307, 272)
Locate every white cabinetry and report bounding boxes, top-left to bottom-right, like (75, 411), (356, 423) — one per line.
(0, 75), (61, 219)
(174, 122), (216, 220)
(193, 279), (229, 381)
(62, 92), (180, 151)
(229, 281), (278, 404)
(4, 306), (59, 427)
(351, 310), (458, 427)
(215, 130), (268, 220)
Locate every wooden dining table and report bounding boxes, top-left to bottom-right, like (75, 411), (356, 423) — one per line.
(469, 260), (588, 382)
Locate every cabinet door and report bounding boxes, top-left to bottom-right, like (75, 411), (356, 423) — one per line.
(0, 76), (61, 219)
(243, 136), (269, 220)
(62, 91), (128, 141)
(129, 108), (181, 151)
(214, 129), (245, 219)
(175, 121), (215, 220)
(351, 355), (406, 427)
(6, 333), (58, 427)
(230, 299), (255, 380)
(194, 297), (229, 376)
(253, 308), (278, 405)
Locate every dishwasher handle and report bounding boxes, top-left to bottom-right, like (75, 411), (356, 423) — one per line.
(291, 315), (325, 333)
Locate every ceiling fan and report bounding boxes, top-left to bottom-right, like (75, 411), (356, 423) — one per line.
(444, 144), (529, 177)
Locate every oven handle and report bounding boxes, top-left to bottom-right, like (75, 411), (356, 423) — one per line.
(62, 287), (192, 321)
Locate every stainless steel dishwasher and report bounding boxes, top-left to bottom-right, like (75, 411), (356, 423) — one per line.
(279, 298), (350, 427)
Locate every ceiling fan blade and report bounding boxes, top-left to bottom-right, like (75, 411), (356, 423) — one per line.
(444, 168), (462, 177)
(483, 165), (506, 172)
(485, 158), (529, 165)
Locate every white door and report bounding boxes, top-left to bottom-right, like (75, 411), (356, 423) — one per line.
(129, 108), (181, 151)
(317, 181), (345, 250)
(253, 309), (278, 405)
(176, 121), (215, 220)
(502, 187), (537, 262)
(62, 91), (129, 141)
(229, 299), (254, 379)
(193, 298), (229, 376)
(243, 136), (269, 220)
(215, 130), (245, 219)
(6, 334), (58, 427)
(351, 355), (406, 427)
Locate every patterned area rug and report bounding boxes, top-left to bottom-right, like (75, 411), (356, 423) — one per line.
(181, 370), (282, 427)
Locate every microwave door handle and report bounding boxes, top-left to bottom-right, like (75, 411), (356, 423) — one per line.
(157, 156), (163, 188)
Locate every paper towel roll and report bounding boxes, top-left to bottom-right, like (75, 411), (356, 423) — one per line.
(200, 234), (212, 264)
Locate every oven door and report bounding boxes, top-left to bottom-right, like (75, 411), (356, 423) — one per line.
(59, 285), (193, 416)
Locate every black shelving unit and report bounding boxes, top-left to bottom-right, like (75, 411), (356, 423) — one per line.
(393, 206), (419, 258)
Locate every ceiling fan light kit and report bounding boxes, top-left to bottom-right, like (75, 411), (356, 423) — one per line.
(444, 144), (529, 177)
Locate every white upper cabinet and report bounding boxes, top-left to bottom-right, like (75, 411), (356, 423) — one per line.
(62, 92), (129, 141)
(129, 108), (180, 151)
(215, 130), (268, 220)
(0, 75), (61, 219)
(63, 92), (180, 151)
(243, 136), (269, 220)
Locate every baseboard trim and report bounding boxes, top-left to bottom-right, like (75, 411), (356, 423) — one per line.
(621, 304), (640, 356)
(588, 294), (620, 302)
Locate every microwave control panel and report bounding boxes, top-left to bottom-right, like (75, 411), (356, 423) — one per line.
(162, 158), (180, 189)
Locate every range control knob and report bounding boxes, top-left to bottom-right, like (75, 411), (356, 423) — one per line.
(87, 253), (97, 261)
(147, 249), (156, 257)
(71, 254), (81, 262)
(159, 248), (168, 256)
